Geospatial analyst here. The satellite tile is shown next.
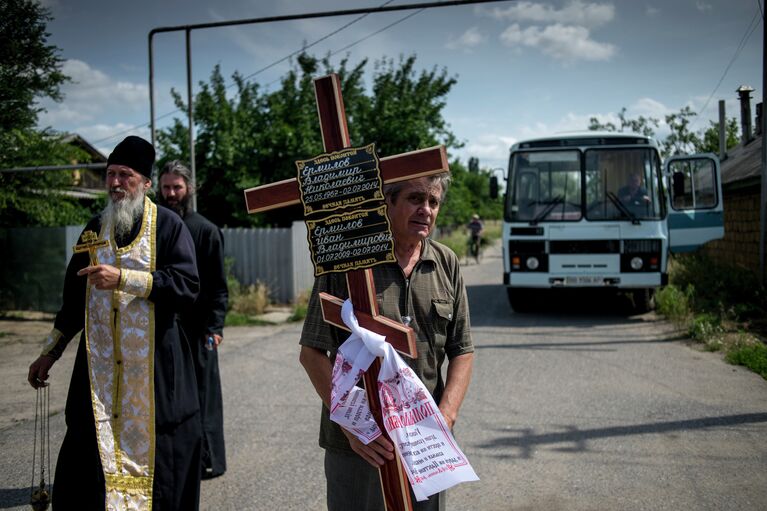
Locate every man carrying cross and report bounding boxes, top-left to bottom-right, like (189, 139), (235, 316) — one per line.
(299, 172), (475, 511)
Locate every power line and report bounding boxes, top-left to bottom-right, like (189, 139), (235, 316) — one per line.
(92, 0), (404, 146)
(693, 7), (762, 128)
(239, 0), (395, 84)
(265, 7), (425, 89)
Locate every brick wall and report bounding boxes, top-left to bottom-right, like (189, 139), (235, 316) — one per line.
(704, 188), (762, 274)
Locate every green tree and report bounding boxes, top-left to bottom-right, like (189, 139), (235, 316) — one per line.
(0, 0), (100, 227)
(588, 106), (740, 159)
(439, 160), (502, 228)
(588, 107), (659, 137)
(696, 117), (740, 154)
(0, 0), (69, 131)
(661, 106), (701, 157)
(0, 130), (98, 227)
(159, 53), (463, 227)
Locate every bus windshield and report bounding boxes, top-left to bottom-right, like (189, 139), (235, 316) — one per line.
(507, 150), (582, 223)
(506, 147), (663, 223)
(584, 148), (662, 221)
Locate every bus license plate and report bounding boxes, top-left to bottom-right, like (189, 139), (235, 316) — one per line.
(565, 276), (603, 286)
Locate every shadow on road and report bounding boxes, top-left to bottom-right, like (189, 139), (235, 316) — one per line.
(472, 332), (688, 352)
(474, 412), (767, 460)
(0, 487), (32, 508)
(466, 283), (655, 328)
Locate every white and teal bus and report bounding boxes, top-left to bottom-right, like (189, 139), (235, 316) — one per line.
(493, 132), (724, 312)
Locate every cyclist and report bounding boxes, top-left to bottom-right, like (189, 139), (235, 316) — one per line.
(467, 214), (484, 262)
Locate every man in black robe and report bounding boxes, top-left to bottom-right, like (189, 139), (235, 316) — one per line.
(28, 136), (202, 510)
(158, 160), (228, 479)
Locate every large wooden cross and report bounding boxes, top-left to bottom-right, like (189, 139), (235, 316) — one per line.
(244, 74), (449, 511)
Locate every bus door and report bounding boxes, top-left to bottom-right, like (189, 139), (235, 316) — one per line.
(665, 154), (724, 253)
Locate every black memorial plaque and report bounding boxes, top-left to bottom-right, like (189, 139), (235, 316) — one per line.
(296, 143), (395, 276)
(296, 143), (384, 216)
(306, 205), (395, 276)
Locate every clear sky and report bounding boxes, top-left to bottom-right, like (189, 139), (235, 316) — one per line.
(37, 0), (764, 172)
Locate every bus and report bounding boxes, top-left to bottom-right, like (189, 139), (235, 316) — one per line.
(492, 132), (724, 312)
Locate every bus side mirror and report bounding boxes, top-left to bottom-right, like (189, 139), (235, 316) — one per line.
(672, 172), (685, 197)
(490, 176), (499, 199)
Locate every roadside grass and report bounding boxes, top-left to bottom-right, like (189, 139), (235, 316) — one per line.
(656, 253), (767, 379)
(224, 312), (274, 327)
(436, 219), (502, 260)
(289, 289), (310, 322)
(224, 258), (274, 327)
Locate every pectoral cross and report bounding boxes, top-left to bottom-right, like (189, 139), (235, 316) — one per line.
(73, 230), (109, 266)
(244, 74), (449, 511)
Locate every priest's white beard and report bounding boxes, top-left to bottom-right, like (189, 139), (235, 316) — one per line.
(102, 187), (146, 239)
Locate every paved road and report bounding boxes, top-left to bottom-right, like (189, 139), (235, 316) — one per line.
(1, 242), (766, 510)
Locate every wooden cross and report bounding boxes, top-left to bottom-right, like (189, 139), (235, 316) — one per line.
(244, 74), (449, 511)
(73, 230), (109, 266)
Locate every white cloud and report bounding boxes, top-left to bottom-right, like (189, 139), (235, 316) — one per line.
(479, 0), (615, 29)
(446, 27), (486, 52)
(500, 23), (616, 62)
(464, 133), (516, 164)
(630, 97), (672, 118)
(38, 59), (148, 129)
(696, 1), (713, 12)
(645, 5), (660, 16)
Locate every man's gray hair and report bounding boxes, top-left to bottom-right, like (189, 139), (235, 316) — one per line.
(159, 160), (196, 196)
(382, 172), (452, 204)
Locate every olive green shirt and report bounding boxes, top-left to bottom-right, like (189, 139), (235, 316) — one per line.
(299, 238), (474, 452)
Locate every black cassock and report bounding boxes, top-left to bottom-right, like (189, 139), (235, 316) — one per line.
(181, 211), (228, 478)
(45, 202), (201, 510)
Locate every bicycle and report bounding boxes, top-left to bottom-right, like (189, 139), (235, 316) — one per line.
(467, 234), (481, 264)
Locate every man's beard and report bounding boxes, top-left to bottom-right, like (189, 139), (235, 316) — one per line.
(158, 193), (190, 217)
(102, 187), (147, 239)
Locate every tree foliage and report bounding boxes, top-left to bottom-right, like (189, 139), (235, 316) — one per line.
(0, 0), (101, 227)
(158, 53), (499, 228)
(588, 107), (659, 137)
(0, 130), (101, 227)
(438, 159), (502, 228)
(697, 117), (740, 154)
(0, 0), (69, 131)
(588, 105), (741, 158)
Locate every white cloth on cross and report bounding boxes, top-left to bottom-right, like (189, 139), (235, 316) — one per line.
(329, 299), (479, 501)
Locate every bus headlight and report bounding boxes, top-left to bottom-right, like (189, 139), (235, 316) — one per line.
(526, 256), (540, 270)
(630, 257), (644, 270)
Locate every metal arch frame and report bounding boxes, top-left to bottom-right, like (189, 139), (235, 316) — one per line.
(147, 0), (511, 212)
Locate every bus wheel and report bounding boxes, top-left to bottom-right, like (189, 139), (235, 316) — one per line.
(508, 287), (535, 313)
(632, 288), (655, 313)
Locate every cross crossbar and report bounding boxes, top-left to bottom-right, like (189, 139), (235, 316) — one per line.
(243, 146), (448, 214)
(73, 230), (110, 266)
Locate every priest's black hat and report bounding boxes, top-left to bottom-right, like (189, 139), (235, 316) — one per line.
(107, 136), (155, 179)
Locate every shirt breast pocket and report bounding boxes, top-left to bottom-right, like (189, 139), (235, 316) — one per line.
(431, 299), (454, 348)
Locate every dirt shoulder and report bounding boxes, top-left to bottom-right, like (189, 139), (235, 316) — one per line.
(0, 313), (76, 431)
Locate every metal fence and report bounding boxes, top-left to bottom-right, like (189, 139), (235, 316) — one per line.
(0, 222), (314, 312)
(222, 222), (314, 304)
(0, 225), (84, 312)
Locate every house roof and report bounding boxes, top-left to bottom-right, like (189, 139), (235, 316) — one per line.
(61, 133), (107, 162)
(721, 133), (762, 187)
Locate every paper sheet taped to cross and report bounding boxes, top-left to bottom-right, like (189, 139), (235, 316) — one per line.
(243, 73), (449, 511)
